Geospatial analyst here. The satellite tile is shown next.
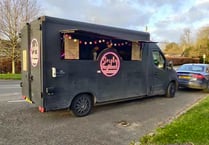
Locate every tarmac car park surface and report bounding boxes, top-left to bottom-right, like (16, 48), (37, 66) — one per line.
(0, 80), (207, 145)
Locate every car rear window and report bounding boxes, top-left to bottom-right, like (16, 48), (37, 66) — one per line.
(179, 65), (204, 72)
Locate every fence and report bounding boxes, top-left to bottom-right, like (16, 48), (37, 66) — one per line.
(166, 56), (200, 65)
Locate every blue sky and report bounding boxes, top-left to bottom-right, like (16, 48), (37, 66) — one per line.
(38, 0), (209, 43)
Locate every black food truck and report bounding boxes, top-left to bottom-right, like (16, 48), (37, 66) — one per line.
(21, 16), (178, 117)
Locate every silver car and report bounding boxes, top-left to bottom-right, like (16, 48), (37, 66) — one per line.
(177, 63), (209, 91)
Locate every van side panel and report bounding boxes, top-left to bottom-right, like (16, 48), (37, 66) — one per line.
(40, 20), (150, 111)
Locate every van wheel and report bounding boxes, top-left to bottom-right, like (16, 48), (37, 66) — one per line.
(166, 82), (176, 98)
(71, 94), (92, 117)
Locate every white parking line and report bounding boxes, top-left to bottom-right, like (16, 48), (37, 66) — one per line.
(7, 100), (26, 103)
(0, 86), (20, 89)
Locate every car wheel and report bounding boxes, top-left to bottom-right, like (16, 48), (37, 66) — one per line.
(71, 94), (93, 117)
(166, 82), (176, 98)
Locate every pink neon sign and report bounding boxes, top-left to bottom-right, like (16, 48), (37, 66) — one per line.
(100, 51), (120, 77)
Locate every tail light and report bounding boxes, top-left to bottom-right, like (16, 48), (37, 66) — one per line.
(192, 74), (205, 79)
(39, 106), (45, 113)
(22, 96), (26, 99)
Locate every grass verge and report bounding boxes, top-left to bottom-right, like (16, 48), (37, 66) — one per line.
(139, 96), (209, 145)
(0, 74), (21, 80)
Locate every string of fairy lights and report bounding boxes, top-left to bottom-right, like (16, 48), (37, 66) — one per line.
(63, 34), (132, 47)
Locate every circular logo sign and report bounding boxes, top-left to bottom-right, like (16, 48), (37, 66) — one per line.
(100, 51), (120, 77)
(30, 39), (39, 67)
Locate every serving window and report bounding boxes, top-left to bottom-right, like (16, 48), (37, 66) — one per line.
(63, 36), (79, 59)
(60, 30), (142, 61)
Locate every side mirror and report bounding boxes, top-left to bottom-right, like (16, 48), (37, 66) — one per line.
(167, 61), (173, 69)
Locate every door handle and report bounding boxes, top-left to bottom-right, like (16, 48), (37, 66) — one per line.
(29, 75), (33, 81)
(20, 82), (23, 87)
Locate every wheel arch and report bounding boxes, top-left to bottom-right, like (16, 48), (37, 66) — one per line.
(69, 92), (96, 109)
(170, 79), (178, 89)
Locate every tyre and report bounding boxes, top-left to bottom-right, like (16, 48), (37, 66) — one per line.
(165, 82), (176, 98)
(71, 94), (93, 117)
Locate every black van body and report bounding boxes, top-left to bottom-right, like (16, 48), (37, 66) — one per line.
(21, 16), (178, 117)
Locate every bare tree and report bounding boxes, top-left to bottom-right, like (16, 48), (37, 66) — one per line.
(179, 28), (192, 56)
(0, 0), (41, 74)
(196, 26), (209, 62)
(163, 42), (182, 56)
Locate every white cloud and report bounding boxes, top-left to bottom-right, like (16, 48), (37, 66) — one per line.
(195, 0), (209, 5)
(37, 0), (209, 43)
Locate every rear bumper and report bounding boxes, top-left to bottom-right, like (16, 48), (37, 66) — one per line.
(22, 96), (33, 104)
(178, 81), (207, 89)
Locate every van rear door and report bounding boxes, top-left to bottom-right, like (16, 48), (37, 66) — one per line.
(21, 24), (31, 102)
(21, 20), (43, 106)
(29, 21), (43, 106)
